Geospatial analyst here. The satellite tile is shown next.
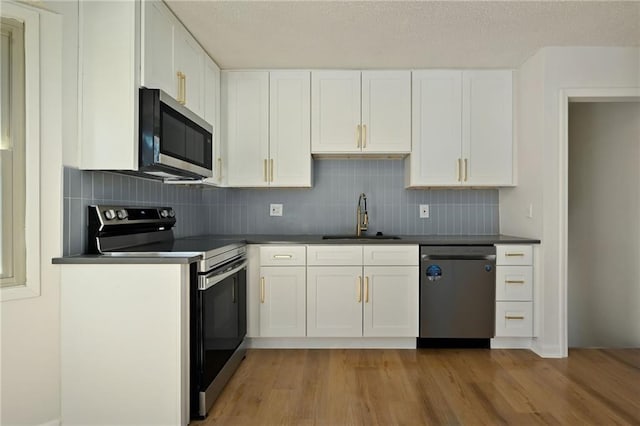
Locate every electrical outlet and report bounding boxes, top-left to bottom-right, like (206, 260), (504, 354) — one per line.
(270, 203), (283, 217)
(419, 204), (430, 219)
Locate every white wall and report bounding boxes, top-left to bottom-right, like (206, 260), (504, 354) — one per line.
(0, 4), (63, 426)
(568, 102), (640, 348)
(500, 47), (640, 357)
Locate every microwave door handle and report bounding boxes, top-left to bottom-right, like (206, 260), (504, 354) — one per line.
(199, 260), (248, 291)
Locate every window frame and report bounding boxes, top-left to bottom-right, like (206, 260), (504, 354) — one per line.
(1, 2), (41, 301)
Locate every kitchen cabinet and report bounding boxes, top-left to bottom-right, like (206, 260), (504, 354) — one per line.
(142, 0), (206, 119)
(494, 245), (534, 338)
(406, 70), (513, 187)
(258, 246), (306, 337)
(306, 245), (418, 338)
(79, 0), (219, 173)
(224, 71), (312, 187)
(311, 70), (411, 155)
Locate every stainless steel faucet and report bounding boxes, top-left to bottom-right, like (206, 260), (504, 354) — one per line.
(356, 193), (368, 237)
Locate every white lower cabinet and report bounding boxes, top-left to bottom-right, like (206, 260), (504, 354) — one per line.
(307, 266), (363, 337)
(494, 244), (534, 339)
(363, 266), (419, 337)
(259, 266), (306, 337)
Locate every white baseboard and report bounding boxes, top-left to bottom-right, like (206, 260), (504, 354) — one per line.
(38, 420), (60, 426)
(490, 337), (533, 350)
(531, 339), (565, 358)
(247, 337), (417, 349)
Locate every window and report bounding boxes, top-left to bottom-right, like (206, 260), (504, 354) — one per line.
(0, 16), (26, 288)
(1, 2), (41, 301)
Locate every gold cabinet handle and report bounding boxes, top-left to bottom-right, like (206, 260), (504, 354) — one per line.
(270, 159), (274, 183)
(176, 72), (184, 104)
(263, 159), (268, 182)
(456, 158), (461, 182)
(464, 158), (468, 182)
(356, 125), (361, 148)
(362, 124), (367, 148)
(364, 276), (369, 303)
(505, 253), (525, 257)
(357, 276), (362, 302)
(217, 158), (222, 181)
(273, 254), (292, 259)
(505, 315), (525, 320)
(505, 280), (525, 284)
(260, 277), (265, 303)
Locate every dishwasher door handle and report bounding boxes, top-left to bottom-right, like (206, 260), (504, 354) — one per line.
(421, 254), (496, 261)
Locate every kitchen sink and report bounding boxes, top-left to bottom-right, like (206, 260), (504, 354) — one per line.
(322, 234), (401, 240)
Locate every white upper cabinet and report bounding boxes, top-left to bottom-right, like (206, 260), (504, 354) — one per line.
(311, 70), (411, 155)
(141, 1), (175, 98)
(224, 71), (270, 187)
(141, 0), (211, 123)
(223, 70), (312, 187)
(269, 71), (312, 187)
(463, 70), (513, 186)
(311, 71), (361, 153)
(406, 70), (513, 187)
(361, 71), (411, 154)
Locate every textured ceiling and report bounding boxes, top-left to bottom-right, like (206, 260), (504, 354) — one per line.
(165, 1), (640, 69)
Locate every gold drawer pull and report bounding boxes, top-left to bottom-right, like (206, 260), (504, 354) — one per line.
(273, 254), (293, 259)
(505, 280), (525, 284)
(364, 276), (369, 303)
(505, 253), (525, 257)
(505, 315), (525, 320)
(260, 277), (265, 303)
(357, 276), (362, 302)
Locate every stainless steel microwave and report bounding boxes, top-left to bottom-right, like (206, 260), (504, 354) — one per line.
(139, 88), (213, 180)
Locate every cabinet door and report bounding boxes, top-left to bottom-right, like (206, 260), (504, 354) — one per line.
(224, 71), (270, 186)
(141, 1), (176, 97)
(202, 58), (222, 185)
(307, 266), (363, 337)
(409, 71), (463, 186)
(259, 267), (306, 337)
(363, 266), (418, 337)
(175, 28), (204, 117)
(311, 71), (361, 153)
(361, 71), (411, 154)
(269, 71), (312, 187)
(462, 70), (513, 186)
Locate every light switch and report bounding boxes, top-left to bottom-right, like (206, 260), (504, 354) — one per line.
(419, 204), (429, 219)
(270, 203), (283, 217)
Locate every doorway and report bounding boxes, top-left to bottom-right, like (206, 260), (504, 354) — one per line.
(567, 101), (640, 347)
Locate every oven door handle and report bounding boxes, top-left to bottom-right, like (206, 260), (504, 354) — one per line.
(199, 260), (248, 291)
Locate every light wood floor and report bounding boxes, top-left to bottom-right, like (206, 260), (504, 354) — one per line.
(191, 348), (640, 425)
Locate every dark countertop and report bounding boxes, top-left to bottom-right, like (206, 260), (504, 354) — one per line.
(219, 234), (540, 245)
(52, 234), (539, 264)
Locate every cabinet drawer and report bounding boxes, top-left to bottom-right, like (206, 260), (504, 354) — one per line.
(260, 246), (306, 266)
(307, 245), (362, 266)
(496, 245), (533, 265)
(363, 245), (418, 266)
(496, 266), (533, 301)
(495, 302), (533, 337)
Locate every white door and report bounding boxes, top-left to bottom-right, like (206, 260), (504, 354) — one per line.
(361, 71), (411, 154)
(269, 71), (312, 187)
(363, 266), (419, 337)
(410, 71), (463, 186)
(462, 70), (513, 186)
(259, 267), (306, 337)
(174, 28), (204, 117)
(141, 1), (176, 97)
(223, 71), (270, 187)
(307, 266), (363, 337)
(311, 71), (361, 153)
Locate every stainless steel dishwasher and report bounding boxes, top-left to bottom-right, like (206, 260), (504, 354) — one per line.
(419, 246), (496, 343)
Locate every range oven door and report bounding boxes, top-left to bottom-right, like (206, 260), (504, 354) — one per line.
(192, 258), (247, 419)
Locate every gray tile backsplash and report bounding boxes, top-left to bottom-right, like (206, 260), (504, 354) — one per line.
(204, 160), (498, 236)
(63, 160), (499, 255)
